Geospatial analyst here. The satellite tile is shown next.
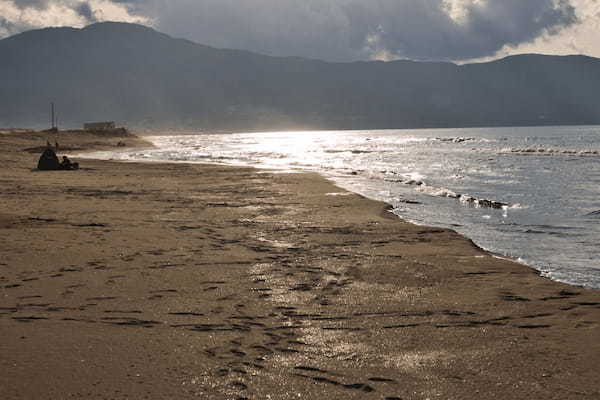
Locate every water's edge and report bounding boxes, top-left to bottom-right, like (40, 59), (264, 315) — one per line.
(77, 143), (587, 290)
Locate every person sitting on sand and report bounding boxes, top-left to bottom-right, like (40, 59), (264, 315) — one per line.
(60, 156), (74, 170)
(60, 156), (80, 170)
(37, 147), (61, 170)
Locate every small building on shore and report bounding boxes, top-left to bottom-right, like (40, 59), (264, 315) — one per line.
(84, 121), (116, 131)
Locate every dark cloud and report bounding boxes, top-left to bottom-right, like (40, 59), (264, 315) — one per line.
(0, 16), (20, 35)
(343, 0), (579, 60)
(12, 0), (52, 10)
(1, 0), (581, 62)
(75, 2), (98, 23)
(109, 0), (149, 16)
(125, 0), (578, 62)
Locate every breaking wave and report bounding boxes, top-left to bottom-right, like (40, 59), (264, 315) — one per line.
(501, 148), (600, 156)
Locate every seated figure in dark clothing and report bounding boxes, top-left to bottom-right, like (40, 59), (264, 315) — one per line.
(60, 156), (79, 170)
(37, 147), (61, 170)
(61, 156), (72, 169)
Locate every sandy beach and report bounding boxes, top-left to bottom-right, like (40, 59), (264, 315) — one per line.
(1, 129), (599, 399)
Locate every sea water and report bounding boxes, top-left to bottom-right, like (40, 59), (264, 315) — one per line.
(82, 126), (600, 288)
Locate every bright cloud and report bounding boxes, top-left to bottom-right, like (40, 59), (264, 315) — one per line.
(0, 0), (149, 37)
(493, 0), (600, 59)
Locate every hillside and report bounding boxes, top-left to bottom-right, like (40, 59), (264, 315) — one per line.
(1, 22), (599, 130)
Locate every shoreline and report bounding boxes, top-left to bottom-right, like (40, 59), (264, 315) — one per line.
(94, 132), (585, 290)
(1, 130), (600, 399)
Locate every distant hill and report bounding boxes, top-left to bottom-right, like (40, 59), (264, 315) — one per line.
(1, 22), (600, 130)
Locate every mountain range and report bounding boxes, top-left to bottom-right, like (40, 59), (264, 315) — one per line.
(1, 22), (599, 130)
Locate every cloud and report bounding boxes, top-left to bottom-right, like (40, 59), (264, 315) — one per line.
(12, 0), (52, 10)
(0, 0), (590, 62)
(487, 0), (600, 61)
(349, 0), (579, 60)
(119, 0), (579, 62)
(76, 2), (98, 22)
(0, 0), (148, 37)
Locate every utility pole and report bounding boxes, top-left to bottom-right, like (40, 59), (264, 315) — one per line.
(51, 102), (55, 129)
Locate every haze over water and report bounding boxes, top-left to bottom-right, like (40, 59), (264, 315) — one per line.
(85, 125), (600, 288)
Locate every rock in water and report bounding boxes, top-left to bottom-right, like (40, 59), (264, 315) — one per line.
(37, 147), (61, 170)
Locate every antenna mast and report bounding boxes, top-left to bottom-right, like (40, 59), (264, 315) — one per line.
(51, 102), (55, 129)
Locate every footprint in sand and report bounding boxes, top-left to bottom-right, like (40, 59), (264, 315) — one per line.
(368, 377), (397, 383)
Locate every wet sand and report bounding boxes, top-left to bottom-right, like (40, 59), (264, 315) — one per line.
(1, 129), (599, 399)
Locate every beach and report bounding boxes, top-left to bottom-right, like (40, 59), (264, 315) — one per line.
(1, 129), (599, 399)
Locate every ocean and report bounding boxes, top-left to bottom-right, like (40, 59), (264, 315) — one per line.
(83, 125), (600, 289)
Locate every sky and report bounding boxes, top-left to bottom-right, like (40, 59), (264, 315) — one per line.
(0, 0), (599, 63)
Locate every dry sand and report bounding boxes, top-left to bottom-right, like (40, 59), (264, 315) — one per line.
(1, 129), (599, 399)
